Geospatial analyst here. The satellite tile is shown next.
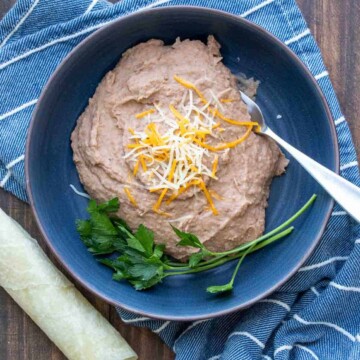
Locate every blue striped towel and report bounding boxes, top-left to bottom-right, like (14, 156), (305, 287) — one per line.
(1, 1), (360, 359)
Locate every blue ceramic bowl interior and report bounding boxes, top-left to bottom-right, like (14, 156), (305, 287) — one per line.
(26, 7), (337, 320)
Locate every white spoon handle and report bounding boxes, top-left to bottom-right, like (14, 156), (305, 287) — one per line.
(264, 127), (360, 223)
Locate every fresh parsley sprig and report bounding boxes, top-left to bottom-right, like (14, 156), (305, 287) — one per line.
(76, 195), (316, 293)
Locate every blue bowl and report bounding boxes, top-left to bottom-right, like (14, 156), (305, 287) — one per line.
(26, 6), (338, 320)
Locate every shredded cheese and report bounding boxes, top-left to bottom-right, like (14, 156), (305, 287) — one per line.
(166, 179), (201, 204)
(133, 159), (140, 176)
(135, 108), (156, 119)
(220, 98), (235, 103)
(124, 75), (258, 216)
(173, 75), (207, 104)
(193, 125), (253, 152)
(153, 188), (172, 217)
(139, 155), (147, 171)
(198, 180), (218, 215)
(211, 155), (219, 178)
(124, 187), (137, 207)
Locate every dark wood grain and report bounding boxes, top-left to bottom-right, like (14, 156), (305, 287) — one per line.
(0, 1), (359, 359)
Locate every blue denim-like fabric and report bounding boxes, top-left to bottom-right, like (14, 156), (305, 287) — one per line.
(1, 1), (360, 359)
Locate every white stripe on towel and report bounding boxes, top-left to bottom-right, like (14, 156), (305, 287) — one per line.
(299, 257), (348, 271)
(285, 29), (310, 45)
(262, 356), (272, 360)
(84, 0), (99, 14)
(258, 299), (291, 311)
(294, 314), (356, 341)
(0, 20), (116, 71)
(6, 154), (25, 169)
(311, 287), (320, 296)
(228, 331), (265, 349)
(240, 0), (275, 18)
(314, 71), (329, 80)
(340, 161), (358, 171)
(0, 99), (37, 121)
(207, 355), (221, 360)
(334, 116), (345, 126)
(330, 282), (360, 293)
(0, 171), (12, 188)
(153, 321), (171, 334)
(139, 0), (171, 10)
(296, 344), (319, 360)
(0, 0), (40, 48)
(274, 345), (293, 356)
(121, 316), (151, 323)
(275, 344), (318, 360)
(332, 211), (347, 216)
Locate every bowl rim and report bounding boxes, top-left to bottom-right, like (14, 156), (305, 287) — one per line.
(25, 5), (339, 321)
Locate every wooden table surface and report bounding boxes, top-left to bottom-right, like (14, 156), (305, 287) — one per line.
(1, 1), (359, 359)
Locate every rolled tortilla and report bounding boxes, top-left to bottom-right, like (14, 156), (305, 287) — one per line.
(0, 208), (137, 360)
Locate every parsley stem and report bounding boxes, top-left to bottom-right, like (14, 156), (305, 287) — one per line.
(166, 261), (190, 267)
(228, 243), (256, 287)
(164, 227), (293, 277)
(207, 194), (316, 257)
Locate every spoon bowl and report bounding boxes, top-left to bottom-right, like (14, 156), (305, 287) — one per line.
(241, 91), (360, 223)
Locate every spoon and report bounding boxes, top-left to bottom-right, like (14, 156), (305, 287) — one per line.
(240, 91), (360, 223)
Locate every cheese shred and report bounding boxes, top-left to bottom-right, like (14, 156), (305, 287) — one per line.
(211, 155), (219, 177)
(135, 108), (156, 119)
(198, 180), (218, 215)
(124, 75), (259, 216)
(124, 187), (138, 207)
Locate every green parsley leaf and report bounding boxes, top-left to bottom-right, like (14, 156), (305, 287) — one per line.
(113, 271), (127, 281)
(130, 275), (163, 290)
(76, 219), (92, 238)
(93, 198), (119, 213)
(126, 236), (146, 253)
(153, 244), (165, 259)
(189, 252), (204, 268)
(128, 263), (162, 281)
(135, 224), (154, 257)
(172, 226), (204, 249)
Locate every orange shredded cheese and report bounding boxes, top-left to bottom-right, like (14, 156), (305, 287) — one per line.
(220, 98), (236, 103)
(124, 187), (137, 207)
(194, 125), (253, 151)
(174, 75), (207, 104)
(149, 187), (164, 192)
(198, 180), (218, 215)
(153, 189), (168, 213)
(210, 108), (261, 131)
(169, 104), (190, 134)
(135, 108), (156, 119)
(139, 155), (147, 172)
(153, 209), (173, 217)
(168, 159), (177, 181)
(166, 179), (201, 204)
(133, 159), (140, 176)
(211, 155), (219, 177)
(174, 75), (260, 131)
(127, 143), (142, 149)
(145, 122), (164, 146)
